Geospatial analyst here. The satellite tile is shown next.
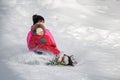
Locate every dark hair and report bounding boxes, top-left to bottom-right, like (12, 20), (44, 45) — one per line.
(32, 14), (45, 24)
(32, 24), (45, 36)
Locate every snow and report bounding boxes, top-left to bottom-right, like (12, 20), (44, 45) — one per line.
(0, 0), (120, 80)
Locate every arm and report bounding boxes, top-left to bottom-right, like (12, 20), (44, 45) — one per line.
(38, 35), (60, 55)
(45, 35), (56, 47)
(28, 36), (38, 50)
(45, 29), (57, 48)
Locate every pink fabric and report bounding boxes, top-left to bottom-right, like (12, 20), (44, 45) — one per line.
(27, 26), (57, 51)
(27, 31), (32, 49)
(28, 34), (60, 55)
(46, 29), (56, 45)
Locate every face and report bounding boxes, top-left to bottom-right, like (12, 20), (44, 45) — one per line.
(36, 20), (44, 25)
(36, 28), (44, 35)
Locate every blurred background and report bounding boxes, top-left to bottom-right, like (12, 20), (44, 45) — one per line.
(0, 0), (120, 80)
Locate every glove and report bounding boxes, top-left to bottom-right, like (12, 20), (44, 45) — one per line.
(39, 37), (46, 44)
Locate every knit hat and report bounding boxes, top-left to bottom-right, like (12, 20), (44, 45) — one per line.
(32, 14), (45, 24)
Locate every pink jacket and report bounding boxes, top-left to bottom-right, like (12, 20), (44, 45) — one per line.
(28, 34), (60, 55)
(27, 26), (58, 51)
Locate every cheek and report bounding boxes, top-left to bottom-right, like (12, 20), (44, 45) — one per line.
(37, 31), (44, 35)
(36, 31), (40, 35)
(40, 32), (44, 35)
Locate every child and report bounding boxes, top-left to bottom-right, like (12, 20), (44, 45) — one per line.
(27, 15), (77, 66)
(28, 24), (60, 56)
(27, 15), (58, 51)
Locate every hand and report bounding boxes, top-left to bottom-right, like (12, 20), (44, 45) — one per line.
(39, 37), (46, 44)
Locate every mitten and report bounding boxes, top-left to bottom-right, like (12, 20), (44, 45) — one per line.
(39, 37), (46, 44)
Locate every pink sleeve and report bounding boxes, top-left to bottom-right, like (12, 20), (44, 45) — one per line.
(26, 31), (32, 50)
(45, 29), (57, 48)
(26, 25), (33, 49)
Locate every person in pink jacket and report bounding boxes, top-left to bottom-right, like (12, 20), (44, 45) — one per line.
(26, 15), (77, 66)
(27, 14), (59, 54)
(29, 24), (60, 56)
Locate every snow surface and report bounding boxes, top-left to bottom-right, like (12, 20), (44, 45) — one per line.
(0, 0), (120, 80)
